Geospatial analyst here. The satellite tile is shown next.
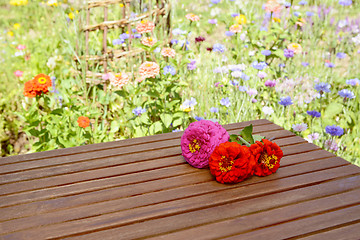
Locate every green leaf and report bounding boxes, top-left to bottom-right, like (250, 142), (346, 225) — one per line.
(324, 102), (343, 119)
(172, 117), (183, 128)
(160, 114), (173, 128)
(240, 124), (254, 144)
(51, 108), (63, 115)
(110, 120), (120, 133)
(229, 134), (239, 142)
(253, 135), (265, 142)
(149, 121), (163, 134)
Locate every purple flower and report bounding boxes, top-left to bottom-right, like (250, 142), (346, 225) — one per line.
(229, 80), (239, 86)
(208, 19), (218, 24)
(306, 133), (319, 143)
(325, 61), (335, 68)
(187, 60), (197, 70)
(315, 82), (331, 93)
(231, 71), (242, 78)
(324, 139), (338, 151)
(172, 28), (186, 35)
(225, 31), (235, 37)
(171, 39), (179, 45)
(257, 71), (267, 79)
(306, 11), (314, 17)
(112, 39), (124, 45)
(265, 80), (276, 87)
(132, 28), (137, 33)
(336, 52), (347, 59)
(292, 123), (308, 132)
(338, 89), (355, 99)
(163, 65), (176, 75)
(251, 99), (258, 103)
(279, 63), (286, 68)
(294, 12), (300, 17)
(132, 107), (146, 116)
(346, 78), (360, 86)
(134, 34), (142, 38)
(252, 61), (267, 70)
(247, 88), (258, 96)
(220, 97), (231, 107)
(210, 107), (219, 113)
(119, 33), (129, 39)
(213, 43), (226, 53)
(211, 0), (221, 4)
(238, 86), (248, 92)
(339, 0), (352, 6)
(261, 50), (272, 56)
(195, 36), (205, 43)
(194, 116), (204, 121)
(325, 125), (344, 136)
(180, 120), (229, 168)
(299, 0), (307, 5)
(240, 72), (250, 81)
(307, 110), (321, 118)
(302, 62), (309, 67)
(231, 13), (239, 17)
(278, 96), (293, 106)
(285, 2), (291, 7)
(284, 48), (294, 58)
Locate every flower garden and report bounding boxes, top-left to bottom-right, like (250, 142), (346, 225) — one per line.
(1, 0), (359, 166)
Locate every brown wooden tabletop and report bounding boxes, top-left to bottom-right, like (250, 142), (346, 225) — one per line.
(1, 119), (359, 240)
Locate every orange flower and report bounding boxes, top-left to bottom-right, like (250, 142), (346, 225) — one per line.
(77, 116), (90, 128)
(229, 24), (242, 33)
(287, 43), (302, 54)
(109, 72), (129, 88)
(23, 74), (52, 98)
(265, 0), (282, 13)
(185, 13), (200, 22)
(141, 37), (156, 47)
(23, 80), (37, 98)
(139, 61), (160, 79)
(296, 18), (306, 27)
(161, 47), (176, 58)
(136, 20), (155, 34)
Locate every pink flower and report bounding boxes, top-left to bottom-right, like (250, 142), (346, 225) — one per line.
(287, 43), (302, 54)
(185, 13), (200, 22)
(265, 0), (282, 13)
(102, 73), (112, 80)
(109, 72), (130, 88)
(14, 70), (23, 77)
(181, 120), (229, 168)
(161, 48), (176, 58)
(141, 37), (156, 47)
(136, 20), (155, 34)
(229, 24), (242, 33)
(139, 61), (160, 79)
(16, 44), (26, 50)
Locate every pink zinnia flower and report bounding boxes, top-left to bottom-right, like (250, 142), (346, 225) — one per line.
(161, 48), (176, 58)
(16, 44), (26, 50)
(139, 61), (160, 79)
(14, 70), (23, 77)
(141, 37), (156, 47)
(109, 72), (129, 88)
(136, 20), (155, 34)
(181, 120), (229, 168)
(185, 13), (200, 22)
(265, 0), (282, 13)
(229, 24), (242, 33)
(287, 43), (302, 54)
(102, 73), (112, 80)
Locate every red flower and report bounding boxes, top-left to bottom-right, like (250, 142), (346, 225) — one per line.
(249, 139), (283, 176)
(209, 142), (255, 184)
(23, 74), (52, 98)
(77, 116), (90, 128)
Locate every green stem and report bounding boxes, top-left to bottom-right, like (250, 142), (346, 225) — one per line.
(237, 135), (251, 147)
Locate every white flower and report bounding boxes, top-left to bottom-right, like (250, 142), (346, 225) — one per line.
(305, 133), (319, 143)
(249, 50), (256, 56)
(352, 34), (360, 45)
(262, 106), (274, 115)
(292, 123), (308, 132)
(47, 57), (57, 69)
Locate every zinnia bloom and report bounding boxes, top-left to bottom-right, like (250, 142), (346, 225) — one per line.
(229, 24), (242, 33)
(249, 139), (283, 176)
(141, 37), (156, 47)
(77, 116), (90, 128)
(287, 43), (302, 54)
(209, 142), (255, 184)
(139, 61), (160, 79)
(185, 13), (200, 22)
(181, 120), (229, 168)
(136, 20), (155, 34)
(23, 74), (52, 97)
(265, 0), (282, 13)
(109, 72), (129, 88)
(14, 70), (23, 77)
(161, 47), (176, 58)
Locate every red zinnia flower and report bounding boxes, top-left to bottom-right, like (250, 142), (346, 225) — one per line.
(249, 139), (283, 176)
(77, 116), (90, 128)
(209, 142), (255, 184)
(23, 73), (52, 98)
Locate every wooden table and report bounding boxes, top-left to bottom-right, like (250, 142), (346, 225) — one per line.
(1, 119), (359, 240)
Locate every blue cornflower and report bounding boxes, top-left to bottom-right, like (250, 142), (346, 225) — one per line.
(225, 31), (235, 37)
(231, 71), (242, 78)
(132, 107), (146, 116)
(294, 12), (300, 17)
(211, 0), (221, 4)
(194, 116), (204, 121)
(299, 0), (307, 5)
(220, 97), (231, 107)
(231, 13), (239, 17)
(346, 78), (360, 86)
(278, 96), (293, 106)
(187, 60), (197, 70)
(208, 19), (218, 24)
(325, 62), (335, 68)
(131, 28), (137, 33)
(339, 0), (352, 6)
(302, 62), (309, 67)
(260, 26), (268, 31)
(284, 49), (294, 58)
(261, 50), (272, 56)
(279, 63), (286, 68)
(336, 52), (347, 59)
(240, 73), (250, 81)
(210, 107), (219, 113)
(213, 43), (226, 53)
(315, 82), (331, 93)
(172, 28), (187, 35)
(238, 86), (248, 92)
(170, 39), (178, 45)
(229, 80), (239, 86)
(338, 89), (355, 99)
(251, 61), (267, 70)
(306, 11), (314, 17)
(325, 125), (344, 136)
(307, 110), (321, 118)
(119, 33), (129, 40)
(285, 2), (291, 7)
(134, 34), (142, 38)
(163, 65), (176, 76)
(112, 39), (124, 45)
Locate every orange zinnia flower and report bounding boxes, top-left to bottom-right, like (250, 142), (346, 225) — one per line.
(23, 73), (52, 98)
(229, 24), (243, 33)
(185, 13), (200, 22)
(136, 20), (155, 34)
(161, 47), (176, 58)
(109, 72), (129, 88)
(287, 43), (302, 54)
(141, 37), (157, 47)
(77, 116), (90, 128)
(265, 0), (282, 13)
(139, 61), (160, 79)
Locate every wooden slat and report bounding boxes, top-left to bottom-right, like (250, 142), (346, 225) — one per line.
(3, 165), (359, 239)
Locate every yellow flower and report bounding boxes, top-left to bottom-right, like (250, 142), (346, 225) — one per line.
(7, 31), (14, 37)
(68, 12), (75, 20)
(9, 0), (28, 6)
(272, 17), (281, 23)
(47, 0), (58, 6)
(119, 3), (124, 7)
(235, 14), (247, 25)
(13, 23), (21, 30)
